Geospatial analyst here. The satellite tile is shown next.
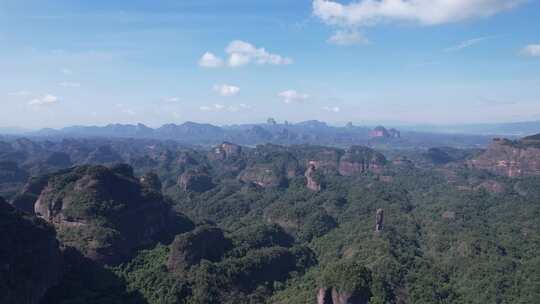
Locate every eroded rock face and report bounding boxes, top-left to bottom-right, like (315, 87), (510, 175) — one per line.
(316, 287), (370, 304)
(469, 137), (540, 177)
(10, 174), (52, 214)
(239, 164), (286, 188)
(369, 126), (400, 139)
(302, 147), (342, 174)
(30, 165), (193, 265)
(168, 226), (231, 274)
(0, 197), (63, 304)
(208, 142), (242, 161)
(305, 162), (322, 192)
(178, 169), (214, 192)
(338, 146), (387, 176)
(140, 172), (162, 191)
(375, 208), (384, 232)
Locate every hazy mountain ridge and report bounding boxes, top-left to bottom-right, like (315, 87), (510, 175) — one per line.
(20, 121), (498, 149)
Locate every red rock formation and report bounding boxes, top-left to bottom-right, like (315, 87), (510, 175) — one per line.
(338, 146), (386, 176)
(375, 208), (384, 232)
(208, 142), (242, 161)
(469, 137), (540, 177)
(305, 162), (322, 192)
(239, 164), (286, 188)
(178, 169), (214, 192)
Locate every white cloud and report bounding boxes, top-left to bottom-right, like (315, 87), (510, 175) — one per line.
(279, 90), (309, 104)
(522, 44), (540, 57)
(59, 81), (81, 88)
(213, 84), (240, 97)
(200, 103), (251, 112)
(164, 97), (181, 103)
(445, 37), (491, 52)
(313, 0), (521, 26)
(198, 52), (224, 68)
(322, 106), (341, 112)
(226, 40), (293, 67)
(61, 68), (73, 75)
(328, 30), (369, 45)
(28, 94), (58, 106)
(200, 41), (292, 68)
(200, 104), (226, 111)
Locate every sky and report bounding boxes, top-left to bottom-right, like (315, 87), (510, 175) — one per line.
(0, 0), (539, 129)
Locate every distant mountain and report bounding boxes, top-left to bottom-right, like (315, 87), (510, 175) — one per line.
(10, 120), (499, 149)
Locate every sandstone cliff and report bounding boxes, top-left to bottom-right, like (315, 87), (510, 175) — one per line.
(338, 146), (387, 176)
(21, 164), (193, 265)
(469, 136), (540, 177)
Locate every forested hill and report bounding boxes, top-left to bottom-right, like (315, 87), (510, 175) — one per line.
(1, 135), (539, 304)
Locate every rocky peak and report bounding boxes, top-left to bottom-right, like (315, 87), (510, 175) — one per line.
(369, 126), (400, 139)
(469, 135), (540, 177)
(178, 168), (214, 192)
(209, 142), (242, 161)
(338, 146), (387, 176)
(139, 172), (162, 191)
(375, 208), (384, 233)
(27, 165), (192, 264)
(305, 162), (323, 192)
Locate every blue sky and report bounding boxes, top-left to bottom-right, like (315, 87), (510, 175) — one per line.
(1, 0), (539, 129)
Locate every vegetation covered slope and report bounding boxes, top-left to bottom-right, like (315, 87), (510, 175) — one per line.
(1, 135), (540, 304)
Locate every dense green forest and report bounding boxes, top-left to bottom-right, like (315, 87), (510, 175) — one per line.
(1, 138), (539, 304)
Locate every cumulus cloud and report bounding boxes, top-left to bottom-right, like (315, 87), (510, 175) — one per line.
(213, 84), (240, 97)
(313, 0), (522, 26)
(28, 94), (58, 106)
(279, 90), (309, 104)
(328, 30), (369, 45)
(59, 81), (81, 88)
(445, 37), (491, 52)
(522, 44), (540, 57)
(200, 40), (292, 68)
(200, 104), (225, 111)
(164, 97), (181, 103)
(200, 103), (251, 112)
(225, 40), (293, 67)
(198, 52), (224, 68)
(322, 106), (341, 112)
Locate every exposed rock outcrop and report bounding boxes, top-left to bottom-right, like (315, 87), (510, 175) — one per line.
(178, 169), (214, 192)
(469, 137), (540, 177)
(319, 261), (372, 304)
(305, 162), (323, 191)
(0, 197), (63, 304)
(208, 142), (242, 161)
(10, 174), (52, 214)
(239, 164), (286, 188)
(300, 147), (342, 174)
(139, 172), (162, 191)
(369, 126), (400, 139)
(375, 208), (384, 232)
(30, 165), (193, 265)
(338, 146), (387, 176)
